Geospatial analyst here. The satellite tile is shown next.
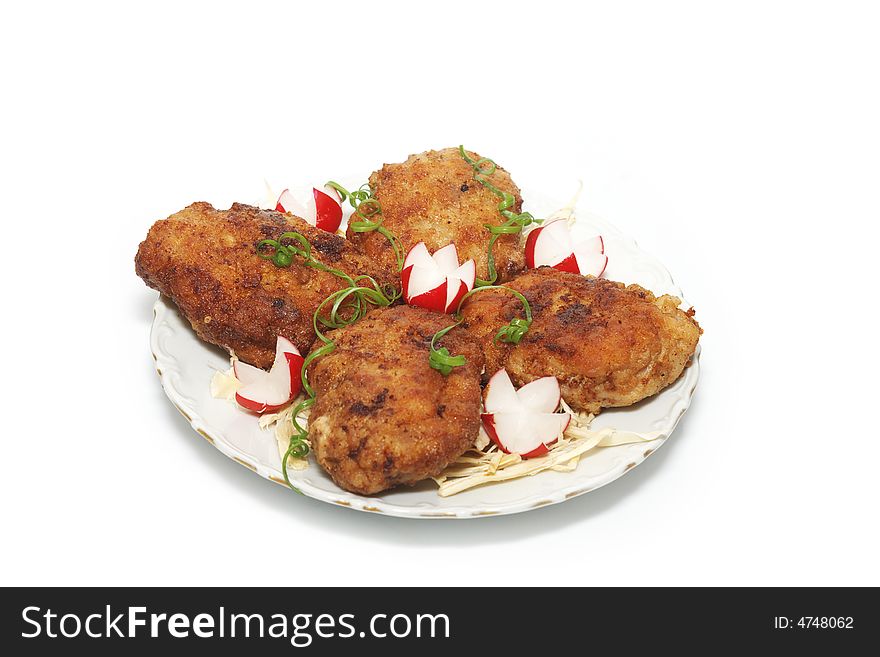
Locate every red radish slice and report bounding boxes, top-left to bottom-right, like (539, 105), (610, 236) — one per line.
(275, 185), (343, 233)
(481, 369), (570, 458)
(482, 411), (570, 458)
(484, 370), (561, 414)
(526, 220), (571, 268)
(276, 188), (308, 217)
(572, 236), (607, 276)
(445, 260), (475, 311)
(402, 263), (447, 312)
(233, 360), (266, 387)
(579, 235), (604, 253)
(321, 184), (343, 203)
(536, 220), (573, 264)
(402, 266), (448, 312)
(515, 376), (562, 413)
(233, 336), (298, 386)
(483, 368), (522, 413)
(234, 336), (304, 414)
(312, 187), (343, 233)
(552, 252), (581, 274)
(446, 277), (470, 313)
(403, 241), (435, 270)
(405, 258), (447, 294)
(432, 243), (461, 272)
(525, 219), (606, 276)
(275, 335), (298, 359)
(574, 250), (608, 277)
(401, 241), (476, 313)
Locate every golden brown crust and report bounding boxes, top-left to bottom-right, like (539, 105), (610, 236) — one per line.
(459, 268), (702, 413)
(346, 147), (525, 283)
(135, 202), (393, 369)
(307, 305), (484, 495)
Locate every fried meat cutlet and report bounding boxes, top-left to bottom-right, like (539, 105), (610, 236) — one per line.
(346, 147), (526, 283)
(307, 305), (484, 495)
(459, 268), (701, 413)
(135, 202), (392, 369)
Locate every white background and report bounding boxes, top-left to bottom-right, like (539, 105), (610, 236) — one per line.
(2, 1), (878, 586)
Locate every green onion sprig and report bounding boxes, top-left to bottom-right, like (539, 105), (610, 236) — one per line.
(428, 285), (533, 376)
(429, 323), (467, 375)
(257, 231), (355, 285)
(281, 340), (335, 487)
(311, 276), (397, 342)
(325, 181), (405, 272)
(458, 145), (540, 286)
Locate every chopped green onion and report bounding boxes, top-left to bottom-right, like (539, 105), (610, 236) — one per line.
(494, 317), (531, 345)
(323, 180), (405, 272)
(458, 145), (541, 285)
(256, 231), (356, 287)
(428, 285), (533, 375)
(429, 322), (466, 375)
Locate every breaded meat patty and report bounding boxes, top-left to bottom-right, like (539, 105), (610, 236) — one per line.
(458, 268), (701, 413)
(307, 305), (484, 495)
(346, 147), (526, 283)
(135, 202), (393, 369)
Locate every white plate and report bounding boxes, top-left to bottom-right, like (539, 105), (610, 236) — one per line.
(149, 187), (700, 518)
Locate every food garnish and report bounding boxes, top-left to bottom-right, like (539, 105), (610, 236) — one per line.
(433, 401), (662, 497)
(256, 228), (400, 301)
(260, 403), (312, 472)
(234, 336), (304, 414)
(428, 285), (532, 375)
(325, 181), (405, 272)
(257, 230), (343, 272)
(458, 145), (540, 286)
(210, 367), (241, 400)
(274, 185), (344, 233)
(480, 369), (570, 458)
(428, 323), (467, 376)
(401, 242), (476, 313)
(525, 218), (607, 276)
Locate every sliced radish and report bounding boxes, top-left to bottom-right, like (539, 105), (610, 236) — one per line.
(401, 242), (476, 314)
(526, 219), (572, 268)
(432, 243), (461, 272)
(483, 368), (522, 413)
(525, 219), (607, 277)
(403, 241), (436, 270)
(481, 369), (570, 458)
(233, 359), (266, 387)
(572, 250), (607, 277)
(485, 369), (561, 414)
(312, 186), (343, 232)
(482, 411), (570, 458)
(320, 185), (343, 204)
(275, 188), (305, 215)
(515, 377), (562, 414)
(275, 185), (343, 233)
(234, 336), (304, 414)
